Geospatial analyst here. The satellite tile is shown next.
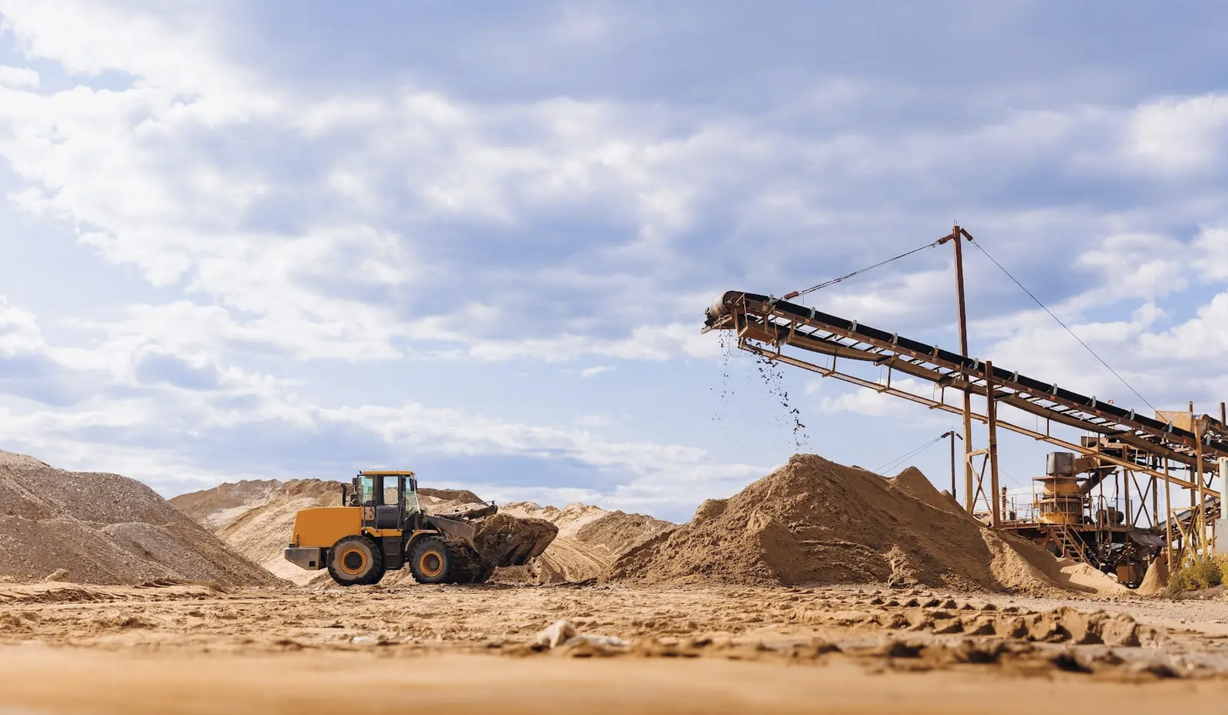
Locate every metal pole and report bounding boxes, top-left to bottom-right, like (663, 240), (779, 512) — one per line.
(1218, 457), (1226, 553)
(949, 225), (975, 512)
(1196, 418), (1207, 557)
(948, 430), (956, 499)
(985, 359), (1001, 528)
(1189, 403), (1197, 513)
(1164, 458), (1173, 569)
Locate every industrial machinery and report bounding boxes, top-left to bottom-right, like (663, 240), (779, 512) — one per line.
(1005, 450), (1167, 585)
(284, 470), (556, 586)
(703, 286), (1226, 587)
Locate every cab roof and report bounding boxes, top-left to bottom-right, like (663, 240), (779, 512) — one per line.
(358, 470), (417, 477)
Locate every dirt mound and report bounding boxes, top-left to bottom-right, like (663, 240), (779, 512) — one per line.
(502, 502), (610, 538)
(194, 479), (347, 585)
(607, 454), (1122, 595)
(1137, 558), (1169, 596)
(574, 511), (675, 557)
(888, 467), (970, 521)
(420, 487), (484, 505)
(496, 502), (673, 584)
(0, 450), (279, 587)
(168, 480), (281, 530)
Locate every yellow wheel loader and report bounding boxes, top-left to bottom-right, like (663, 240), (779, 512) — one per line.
(284, 470), (557, 586)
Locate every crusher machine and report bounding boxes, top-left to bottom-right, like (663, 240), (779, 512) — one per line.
(703, 290), (1226, 587)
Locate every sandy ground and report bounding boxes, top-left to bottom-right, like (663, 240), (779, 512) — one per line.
(5, 648), (1228, 715)
(4, 580), (1228, 713)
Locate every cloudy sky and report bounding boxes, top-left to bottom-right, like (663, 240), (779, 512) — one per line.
(2, 1), (1227, 520)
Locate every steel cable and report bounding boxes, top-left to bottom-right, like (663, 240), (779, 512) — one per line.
(873, 434), (947, 475)
(965, 236), (1158, 414)
(790, 238), (944, 301)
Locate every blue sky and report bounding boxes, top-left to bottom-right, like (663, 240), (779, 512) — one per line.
(2, 1), (1228, 520)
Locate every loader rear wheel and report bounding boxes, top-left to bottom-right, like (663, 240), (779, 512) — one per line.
(327, 536), (385, 586)
(409, 536), (452, 584)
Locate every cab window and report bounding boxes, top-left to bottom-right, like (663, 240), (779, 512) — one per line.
(404, 478), (420, 517)
(382, 477), (400, 507)
(360, 476), (376, 505)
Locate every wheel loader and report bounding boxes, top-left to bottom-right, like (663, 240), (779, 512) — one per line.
(283, 470), (557, 586)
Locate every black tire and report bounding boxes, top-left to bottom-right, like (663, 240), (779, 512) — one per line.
(409, 536), (452, 584)
(327, 535), (384, 586)
(364, 556), (388, 586)
(446, 544), (493, 584)
(470, 561), (495, 584)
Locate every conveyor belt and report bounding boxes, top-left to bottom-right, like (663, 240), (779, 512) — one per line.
(704, 290), (1228, 467)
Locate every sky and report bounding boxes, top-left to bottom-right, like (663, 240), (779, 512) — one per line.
(1, 1), (1228, 521)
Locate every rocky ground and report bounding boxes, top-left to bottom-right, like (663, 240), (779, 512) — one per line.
(4, 578), (1228, 714)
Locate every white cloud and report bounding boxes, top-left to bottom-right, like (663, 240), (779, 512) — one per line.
(1120, 94), (1228, 176)
(1192, 224), (1228, 281)
(0, 361), (768, 513)
(0, 65), (38, 89)
(4, 0), (1228, 517)
(807, 377), (945, 420)
(1075, 232), (1189, 303)
(0, 0), (258, 99)
(0, 296), (45, 355)
(2, 2), (1225, 371)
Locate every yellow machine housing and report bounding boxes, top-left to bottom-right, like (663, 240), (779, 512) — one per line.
(1035, 475), (1083, 525)
(291, 507), (363, 548)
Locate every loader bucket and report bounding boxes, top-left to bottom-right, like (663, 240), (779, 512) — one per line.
(471, 514), (558, 567)
(424, 514), (479, 547)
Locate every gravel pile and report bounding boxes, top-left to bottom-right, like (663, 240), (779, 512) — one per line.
(0, 450), (279, 587)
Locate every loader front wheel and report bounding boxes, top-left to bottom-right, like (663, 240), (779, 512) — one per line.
(409, 536), (451, 584)
(327, 536), (385, 586)
(446, 545), (493, 584)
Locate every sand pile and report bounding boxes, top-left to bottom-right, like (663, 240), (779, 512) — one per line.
(499, 502), (673, 583)
(182, 480), (342, 584)
(608, 454), (1124, 595)
(168, 480), (281, 531)
(0, 450), (279, 587)
(890, 467), (970, 521)
(1137, 558), (1169, 597)
(501, 502), (611, 538)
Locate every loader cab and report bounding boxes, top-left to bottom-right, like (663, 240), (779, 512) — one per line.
(352, 470), (420, 531)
